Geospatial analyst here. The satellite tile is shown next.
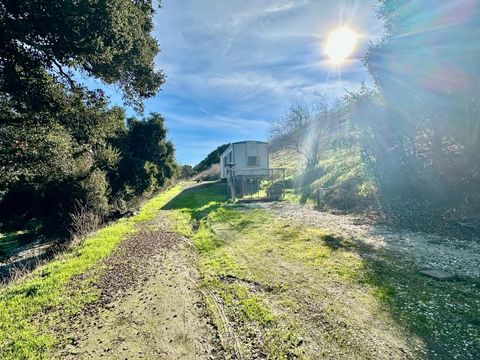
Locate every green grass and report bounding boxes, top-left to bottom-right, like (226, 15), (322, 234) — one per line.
(4, 181), (475, 359)
(164, 182), (227, 238)
(167, 182), (480, 359)
(0, 184), (184, 359)
(283, 189), (316, 206)
(269, 148), (302, 181)
(269, 141), (376, 208)
(167, 185), (305, 358)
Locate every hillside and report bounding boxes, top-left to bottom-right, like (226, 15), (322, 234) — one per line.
(268, 129), (376, 213)
(193, 144), (230, 174)
(269, 147), (302, 180)
(192, 163), (221, 181)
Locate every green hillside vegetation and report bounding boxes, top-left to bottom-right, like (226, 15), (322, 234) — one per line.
(269, 100), (376, 211)
(270, 75), (479, 230)
(265, 0), (480, 228)
(193, 144), (230, 174)
(269, 148), (302, 180)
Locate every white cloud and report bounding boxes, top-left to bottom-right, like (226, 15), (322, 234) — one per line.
(164, 111), (269, 133)
(150, 0), (383, 164)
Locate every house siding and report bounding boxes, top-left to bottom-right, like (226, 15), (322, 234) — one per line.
(220, 141), (269, 179)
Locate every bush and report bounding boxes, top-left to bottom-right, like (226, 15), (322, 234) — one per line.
(193, 164), (221, 181)
(0, 183), (40, 232)
(79, 169), (110, 216)
(0, 0), (175, 241)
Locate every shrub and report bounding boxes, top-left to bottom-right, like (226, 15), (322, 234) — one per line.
(69, 201), (101, 238)
(0, 183), (40, 232)
(94, 144), (122, 172)
(79, 169), (110, 216)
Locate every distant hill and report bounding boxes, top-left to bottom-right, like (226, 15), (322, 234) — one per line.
(193, 143), (230, 173)
(192, 164), (221, 181)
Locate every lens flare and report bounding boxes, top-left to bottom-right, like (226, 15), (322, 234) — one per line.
(325, 27), (358, 64)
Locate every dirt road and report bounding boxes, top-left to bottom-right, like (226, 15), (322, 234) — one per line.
(56, 213), (222, 359)
(52, 183), (479, 359)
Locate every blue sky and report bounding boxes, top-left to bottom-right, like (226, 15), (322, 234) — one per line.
(85, 0), (385, 165)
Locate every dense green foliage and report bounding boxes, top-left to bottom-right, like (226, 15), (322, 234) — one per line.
(193, 143), (229, 173)
(270, 101), (376, 211)
(0, 111), (177, 235)
(0, 0), (164, 111)
(117, 114), (177, 198)
(179, 165), (194, 179)
(0, 0), (177, 237)
(364, 0), (480, 210)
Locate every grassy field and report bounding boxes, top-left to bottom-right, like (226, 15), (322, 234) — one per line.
(167, 183), (480, 359)
(0, 184), (184, 359)
(1, 182), (478, 359)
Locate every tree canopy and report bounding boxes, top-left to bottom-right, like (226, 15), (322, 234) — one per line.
(365, 0), (480, 204)
(0, 0), (164, 112)
(0, 1), (177, 236)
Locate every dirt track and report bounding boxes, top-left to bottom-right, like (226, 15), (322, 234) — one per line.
(56, 213), (222, 359)
(52, 186), (479, 359)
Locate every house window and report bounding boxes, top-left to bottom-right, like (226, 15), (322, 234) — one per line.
(247, 156), (259, 165)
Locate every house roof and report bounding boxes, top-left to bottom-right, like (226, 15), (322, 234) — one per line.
(231, 140), (268, 145)
(220, 141), (267, 158)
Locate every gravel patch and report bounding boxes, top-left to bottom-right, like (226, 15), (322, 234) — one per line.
(245, 201), (480, 278)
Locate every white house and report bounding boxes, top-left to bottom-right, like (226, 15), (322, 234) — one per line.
(220, 141), (269, 179)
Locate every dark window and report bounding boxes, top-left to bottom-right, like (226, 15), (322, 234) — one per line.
(248, 156), (259, 165)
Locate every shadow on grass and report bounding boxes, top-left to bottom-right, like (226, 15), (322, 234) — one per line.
(162, 182), (227, 220)
(347, 238), (480, 359)
(299, 191), (310, 205)
(163, 182), (480, 359)
(322, 234), (348, 250)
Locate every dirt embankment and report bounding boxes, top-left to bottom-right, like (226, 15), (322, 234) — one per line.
(56, 213), (222, 359)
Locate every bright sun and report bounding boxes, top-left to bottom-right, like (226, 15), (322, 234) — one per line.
(325, 27), (358, 64)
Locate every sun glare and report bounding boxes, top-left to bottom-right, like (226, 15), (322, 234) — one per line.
(325, 27), (358, 64)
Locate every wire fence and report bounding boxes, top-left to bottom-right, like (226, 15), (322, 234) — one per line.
(226, 168), (286, 201)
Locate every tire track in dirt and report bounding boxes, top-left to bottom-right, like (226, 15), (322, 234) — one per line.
(202, 288), (244, 360)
